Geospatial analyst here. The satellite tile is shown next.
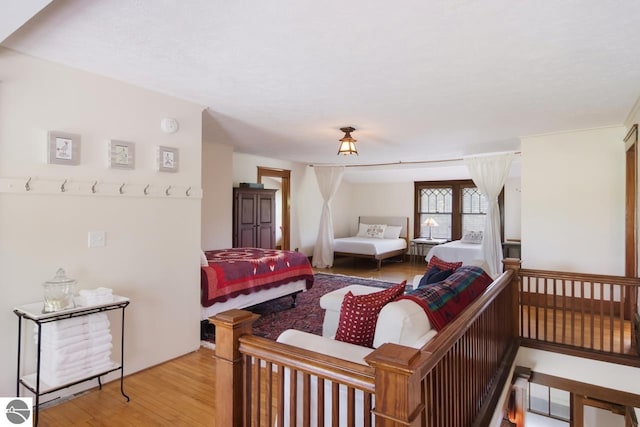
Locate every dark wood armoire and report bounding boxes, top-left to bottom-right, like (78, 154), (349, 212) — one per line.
(232, 187), (277, 249)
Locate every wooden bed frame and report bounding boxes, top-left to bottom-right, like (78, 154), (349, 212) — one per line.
(333, 215), (410, 270)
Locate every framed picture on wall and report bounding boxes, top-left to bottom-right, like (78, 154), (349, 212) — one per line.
(157, 146), (179, 173)
(109, 140), (135, 170)
(47, 131), (81, 165)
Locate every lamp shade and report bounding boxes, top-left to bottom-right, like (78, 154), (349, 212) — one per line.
(423, 217), (439, 227)
(337, 126), (358, 155)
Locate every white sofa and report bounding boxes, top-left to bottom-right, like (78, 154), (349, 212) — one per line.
(277, 276), (434, 361)
(277, 260), (494, 363)
(275, 261), (494, 426)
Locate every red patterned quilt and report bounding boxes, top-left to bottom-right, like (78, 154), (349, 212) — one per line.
(201, 248), (314, 307)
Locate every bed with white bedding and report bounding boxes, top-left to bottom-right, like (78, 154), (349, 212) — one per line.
(333, 216), (409, 269)
(425, 240), (484, 265)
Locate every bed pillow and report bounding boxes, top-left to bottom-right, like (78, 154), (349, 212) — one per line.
(335, 281), (406, 348)
(418, 266), (454, 288)
(461, 230), (483, 244)
(355, 223), (370, 237)
(200, 250), (208, 266)
(383, 225), (403, 239)
(356, 223), (387, 239)
(426, 255), (463, 276)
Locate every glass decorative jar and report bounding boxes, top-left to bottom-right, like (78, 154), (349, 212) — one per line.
(42, 268), (77, 313)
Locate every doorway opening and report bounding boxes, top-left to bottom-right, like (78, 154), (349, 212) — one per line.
(257, 167), (291, 251)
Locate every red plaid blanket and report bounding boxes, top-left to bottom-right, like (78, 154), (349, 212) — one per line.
(201, 248), (314, 307)
(399, 266), (492, 330)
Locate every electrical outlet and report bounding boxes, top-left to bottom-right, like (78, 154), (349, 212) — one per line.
(88, 231), (106, 248)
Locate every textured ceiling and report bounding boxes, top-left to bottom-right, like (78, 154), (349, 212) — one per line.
(2, 0), (640, 177)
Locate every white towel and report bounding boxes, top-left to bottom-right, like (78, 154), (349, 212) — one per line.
(41, 354), (112, 373)
(77, 289), (113, 306)
(39, 332), (111, 351)
(44, 359), (119, 387)
(41, 342), (113, 365)
(87, 319), (110, 332)
(38, 333), (87, 348)
(39, 323), (86, 339)
(75, 295), (114, 306)
(42, 354), (113, 378)
(39, 316), (86, 332)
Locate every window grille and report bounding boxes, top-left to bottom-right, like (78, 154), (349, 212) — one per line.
(462, 187), (488, 235)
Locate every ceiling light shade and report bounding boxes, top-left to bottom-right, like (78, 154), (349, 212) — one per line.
(337, 126), (358, 156)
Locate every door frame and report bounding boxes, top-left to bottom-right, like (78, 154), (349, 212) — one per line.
(257, 167), (291, 251)
(625, 124), (638, 320)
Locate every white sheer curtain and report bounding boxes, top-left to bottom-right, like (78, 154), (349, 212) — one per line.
(312, 166), (345, 268)
(464, 152), (514, 276)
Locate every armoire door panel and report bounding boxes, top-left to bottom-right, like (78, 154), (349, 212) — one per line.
(239, 228), (256, 248)
(240, 196), (256, 225)
(259, 196), (273, 224)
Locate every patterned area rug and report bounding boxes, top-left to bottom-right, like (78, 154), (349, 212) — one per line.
(216, 273), (397, 342)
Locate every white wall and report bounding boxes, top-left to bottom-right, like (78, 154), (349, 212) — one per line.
(521, 126), (626, 274)
(516, 347), (640, 396)
(341, 177), (521, 241)
(343, 182), (415, 237)
(504, 176), (521, 241)
(0, 48), (203, 397)
(232, 154), (326, 255)
(201, 140), (233, 249)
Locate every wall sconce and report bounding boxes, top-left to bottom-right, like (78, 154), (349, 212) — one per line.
(337, 126), (358, 156)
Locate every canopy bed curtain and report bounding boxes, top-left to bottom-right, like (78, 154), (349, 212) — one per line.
(464, 152), (514, 276)
(312, 166), (345, 268)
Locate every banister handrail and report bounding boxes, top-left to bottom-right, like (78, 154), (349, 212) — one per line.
(418, 269), (515, 375)
(520, 268), (640, 286)
(239, 335), (376, 392)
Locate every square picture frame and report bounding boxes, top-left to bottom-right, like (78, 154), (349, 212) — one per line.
(108, 140), (135, 170)
(48, 131), (81, 165)
(157, 146), (179, 173)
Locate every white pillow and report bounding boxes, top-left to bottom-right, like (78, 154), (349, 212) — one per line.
(356, 223), (387, 239)
(461, 231), (483, 244)
(355, 223), (371, 237)
(383, 225), (402, 239)
(200, 250), (209, 266)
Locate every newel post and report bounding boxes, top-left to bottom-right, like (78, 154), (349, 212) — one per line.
(209, 309), (259, 427)
(503, 258), (522, 339)
(364, 343), (425, 427)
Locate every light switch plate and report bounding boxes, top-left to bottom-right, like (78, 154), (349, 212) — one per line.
(88, 231), (106, 248)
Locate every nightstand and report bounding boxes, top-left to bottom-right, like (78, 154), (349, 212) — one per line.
(410, 238), (447, 263)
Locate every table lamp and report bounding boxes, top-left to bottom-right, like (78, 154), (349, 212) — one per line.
(423, 217), (439, 240)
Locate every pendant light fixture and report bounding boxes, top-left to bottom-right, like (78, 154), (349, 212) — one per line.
(337, 126), (358, 156)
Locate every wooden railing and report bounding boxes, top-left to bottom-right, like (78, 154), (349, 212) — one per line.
(519, 268), (640, 365)
(212, 260), (521, 427)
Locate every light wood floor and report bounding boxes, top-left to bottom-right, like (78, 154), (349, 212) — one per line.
(38, 258), (425, 426)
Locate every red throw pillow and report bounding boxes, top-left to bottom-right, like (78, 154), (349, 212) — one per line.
(334, 281), (406, 348)
(426, 255), (462, 275)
